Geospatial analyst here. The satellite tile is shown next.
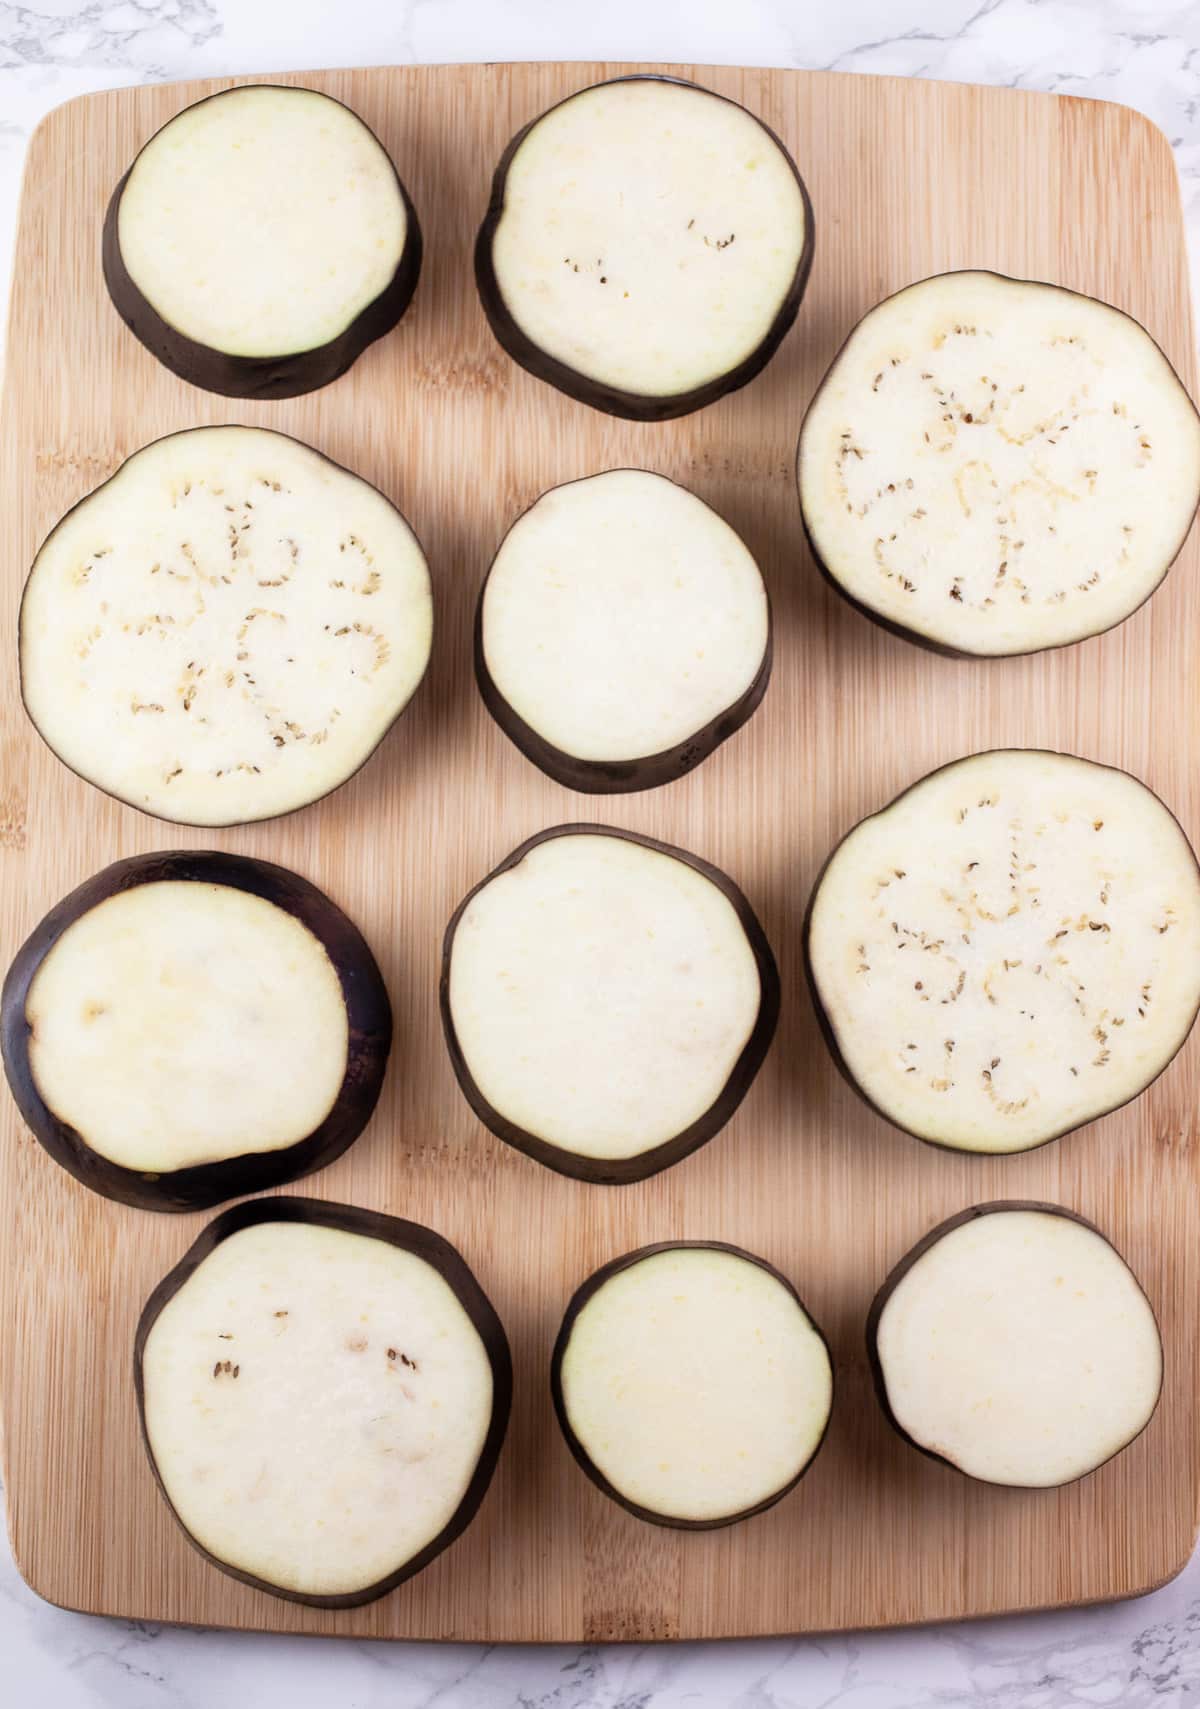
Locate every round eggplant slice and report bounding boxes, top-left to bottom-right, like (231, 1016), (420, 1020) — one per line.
(477, 469), (771, 792)
(476, 76), (813, 420)
(19, 426), (433, 826)
(104, 85), (421, 399)
(136, 1198), (511, 1605)
(552, 1242), (832, 1527)
(806, 749), (1200, 1154)
(1, 852), (391, 1211)
(868, 1203), (1162, 1488)
(798, 271), (1200, 655)
(441, 826), (778, 1183)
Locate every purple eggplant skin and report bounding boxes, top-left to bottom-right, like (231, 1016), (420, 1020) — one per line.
(551, 1239), (833, 1529)
(802, 747), (1200, 1159)
(796, 270), (1200, 661)
(440, 824), (780, 1184)
(1, 851), (392, 1212)
(134, 1195), (513, 1607)
(474, 75), (814, 422)
(473, 469), (773, 793)
(864, 1200), (1164, 1489)
(102, 86), (422, 400)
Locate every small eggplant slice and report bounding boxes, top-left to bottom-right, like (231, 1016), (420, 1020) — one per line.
(552, 1242), (832, 1527)
(798, 271), (1200, 655)
(104, 84), (421, 399)
(1, 852), (391, 1211)
(136, 1198), (511, 1605)
(477, 469), (771, 792)
(19, 426), (433, 826)
(476, 76), (813, 420)
(806, 749), (1200, 1154)
(441, 825), (779, 1183)
(868, 1203), (1162, 1488)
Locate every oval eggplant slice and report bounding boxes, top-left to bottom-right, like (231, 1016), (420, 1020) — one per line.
(798, 271), (1200, 655)
(19, 426), (433, 826)
(136, 1198), (511, 1605)
(806, 749), (1200, 1155)
(476, 76), (813, 420)
(867, 1203), (1162, 1488)
(441, 825), (779, 1183)
(104, 85), (421, 399)
(1, 852), (391, 1211)
(552, 1242), (832, 1527)
(477, 469), (771, 792)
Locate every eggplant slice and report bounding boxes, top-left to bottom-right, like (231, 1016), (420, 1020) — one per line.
(806, 749), (1200, 1154)
(798, 271), (1200, 655)
(1, 852), (391, 1211)
(136, 1198), (511, 1605)
(19, 426), (433, 826)
(476, 76), (812, 420)
(552, 1242), (832, 1528)
(441, 825), (779, 1183)
(868, 1203), (1162, 1487)
(477, 469), (771, 791)
(104, 85), (421, 399)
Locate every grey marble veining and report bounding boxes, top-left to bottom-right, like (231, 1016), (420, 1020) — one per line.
(1, 2), (1199, 1704)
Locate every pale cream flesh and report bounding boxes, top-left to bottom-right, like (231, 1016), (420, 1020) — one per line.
(142, 1220), (495, 1598)
(808, 750), (1200, 1152)
(875, 1209), (1162, 1486)
(482, 470), (769, 761)
(561, 1247), (831, 1521)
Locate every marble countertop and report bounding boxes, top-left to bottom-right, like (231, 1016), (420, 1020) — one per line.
(1, 2), (1199, 1704)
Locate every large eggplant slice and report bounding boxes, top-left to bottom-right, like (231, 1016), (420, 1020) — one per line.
(477, 469), (771, 792)
(806, 749), (1200, 1154)
(476, 76), (813, 420)
(867, 1203), (1162, 1487)
(552, 1242), (832, 1528)
(104, 85), (421, 399)
(441, 825), (778, 1183)
(798, 271), (1200, 655)
(136, 1198), (511, 1605)
(1, 852), (390, 1211)
(19, 426), (433, 826)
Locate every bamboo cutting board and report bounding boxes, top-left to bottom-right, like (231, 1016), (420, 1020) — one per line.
(0, 62), (1197, 1642)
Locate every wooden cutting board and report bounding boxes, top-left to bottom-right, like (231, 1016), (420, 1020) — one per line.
(0, 62), (1197, 1642)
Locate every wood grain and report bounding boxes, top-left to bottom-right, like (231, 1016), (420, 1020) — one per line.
(0, 63), (1197, 1642)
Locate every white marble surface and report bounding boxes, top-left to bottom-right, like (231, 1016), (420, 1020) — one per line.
(1, 1), (1199, 1703)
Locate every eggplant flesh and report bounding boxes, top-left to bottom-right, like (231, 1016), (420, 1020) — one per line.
(799, 271), (1200, 655)
(478, 469), (770, 790)
(1, 851), (391, 1211)
(553, 1243), (832, 1527)
(441, 826), (779, 1182)
(869, 1204), (1162, 1487)
(807, 749), (1200, 1154)
(19, 426), (433, 826)
(104, 85), (421, 399)
(477, 77), (812, 419)
(136, 1198), (511, 1605)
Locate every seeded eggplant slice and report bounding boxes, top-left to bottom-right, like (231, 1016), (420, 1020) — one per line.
(476, 76), (812, 419)
(136, 1198), (511, 1605)
(1, 852), (391, 1210)
(441, 826), (779, 1182)
(104, 85), (421, 398)
(19, 426), (433, 826)
(868, 1203), (1162, 1487)
(552, 1243), (832, 1527)
(477, 469), (771, 791)
(806, 750), (1200, 1154)
(798, 271), (1200, 655)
